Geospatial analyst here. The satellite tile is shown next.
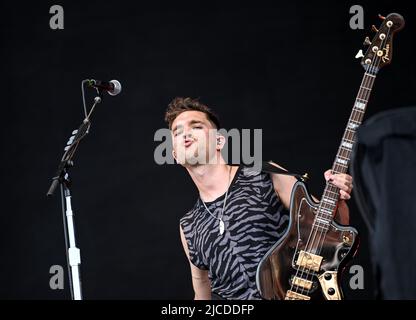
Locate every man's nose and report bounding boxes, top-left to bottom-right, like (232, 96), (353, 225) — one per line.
(183, 130), (193, 139)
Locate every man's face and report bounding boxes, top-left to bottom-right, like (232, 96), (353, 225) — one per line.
(171, 111), (219, 166)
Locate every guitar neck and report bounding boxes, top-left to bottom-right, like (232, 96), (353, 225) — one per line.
(319, 69), (378, 217)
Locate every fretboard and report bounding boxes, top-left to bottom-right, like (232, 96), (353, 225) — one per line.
(314, 68), (377, 229)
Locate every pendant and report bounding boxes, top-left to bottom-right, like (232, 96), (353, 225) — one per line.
(219, 219), (225, 235)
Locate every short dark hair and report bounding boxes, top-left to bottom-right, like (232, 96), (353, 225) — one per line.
(165, 97), (221, 130)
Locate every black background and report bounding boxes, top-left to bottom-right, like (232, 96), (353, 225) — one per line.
(1, 0), (415, 299)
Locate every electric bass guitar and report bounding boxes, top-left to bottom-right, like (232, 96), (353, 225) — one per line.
(256, 13), (404, 300)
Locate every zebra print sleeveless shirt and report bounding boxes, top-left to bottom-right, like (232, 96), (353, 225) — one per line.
(180, 165), (289, 300)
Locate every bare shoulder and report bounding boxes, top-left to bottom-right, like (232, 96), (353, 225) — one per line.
(268, 161), (297, 209)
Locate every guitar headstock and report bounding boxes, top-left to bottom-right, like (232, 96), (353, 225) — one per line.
(355, 13), (405, 74)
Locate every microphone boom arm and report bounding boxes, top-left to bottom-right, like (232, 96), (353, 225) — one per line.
(46, 95), (100, 196)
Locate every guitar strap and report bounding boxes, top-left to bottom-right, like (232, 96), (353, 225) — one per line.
(247, 161), (310, 182)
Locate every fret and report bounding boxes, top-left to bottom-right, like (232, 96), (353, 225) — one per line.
(332, 167), (347, 175)
(342, 137), (355, 144)
(343, 133), (355, 140)
(357, 92), (369, 98)
(324, 189), (340, 197)
(339, 153), (352, 161)
(322, 197), (336, 205)
(356, 98), (368, 103)
(315, 217), (330, 225)
(337, 154), (351, 164)
(312, 222), (329, 232)
(339, 147), (352, 156)
(364, 73), (376, 78)
(343, 136), (355, 144)
(318, 201), (335, 214)
(352, 107), (365, 114)
(326, 185), (340, 192)
(336, 154), (350, 161)
(350, 113), (364, 122)
(317, 212), (332, 220)
(360, 86), (372, 91)
(339, 151), (352, 160)
(319, 201), (335, 210)
(322, 190), (338, 200)
(333, 163), (348, 170)
(349, 119), (361, 125)
(343, 134), (353, 144)
(341, 144), (353, 152)
(339, 145), (352, 152)
(324, 187), (338, 194)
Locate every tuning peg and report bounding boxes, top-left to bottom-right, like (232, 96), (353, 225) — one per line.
(67, 136), (75, 145)
(363, 37), (371, 46)
(378, 14), (386, 20)
(355, 49), (364, 59)
(371, 25), (379, 32)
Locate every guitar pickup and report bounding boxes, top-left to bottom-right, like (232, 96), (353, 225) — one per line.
(295, 250), (323, 272)
(292, 276), (313, 290)
(285, 290), (311, 300)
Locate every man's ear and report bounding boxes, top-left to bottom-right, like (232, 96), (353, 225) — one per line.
(216, 134), (226, 150)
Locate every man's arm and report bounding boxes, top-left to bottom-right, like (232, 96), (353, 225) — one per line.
(179, 225), (211, 300)
(268, 161), (298, 210)
(268, 162), (351, 225)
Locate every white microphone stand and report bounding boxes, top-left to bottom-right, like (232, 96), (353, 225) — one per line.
(47, 90), (103, 300)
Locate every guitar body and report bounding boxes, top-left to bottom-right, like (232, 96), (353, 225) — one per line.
(256, 181), (359, 300)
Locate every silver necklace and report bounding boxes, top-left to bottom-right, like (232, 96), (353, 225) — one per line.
(200, 166), (232, 235)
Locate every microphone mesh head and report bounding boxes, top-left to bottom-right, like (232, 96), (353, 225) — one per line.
(109, 80), (122, 96)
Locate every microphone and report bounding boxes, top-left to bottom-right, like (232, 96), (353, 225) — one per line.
(86, 79), (122, 96)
